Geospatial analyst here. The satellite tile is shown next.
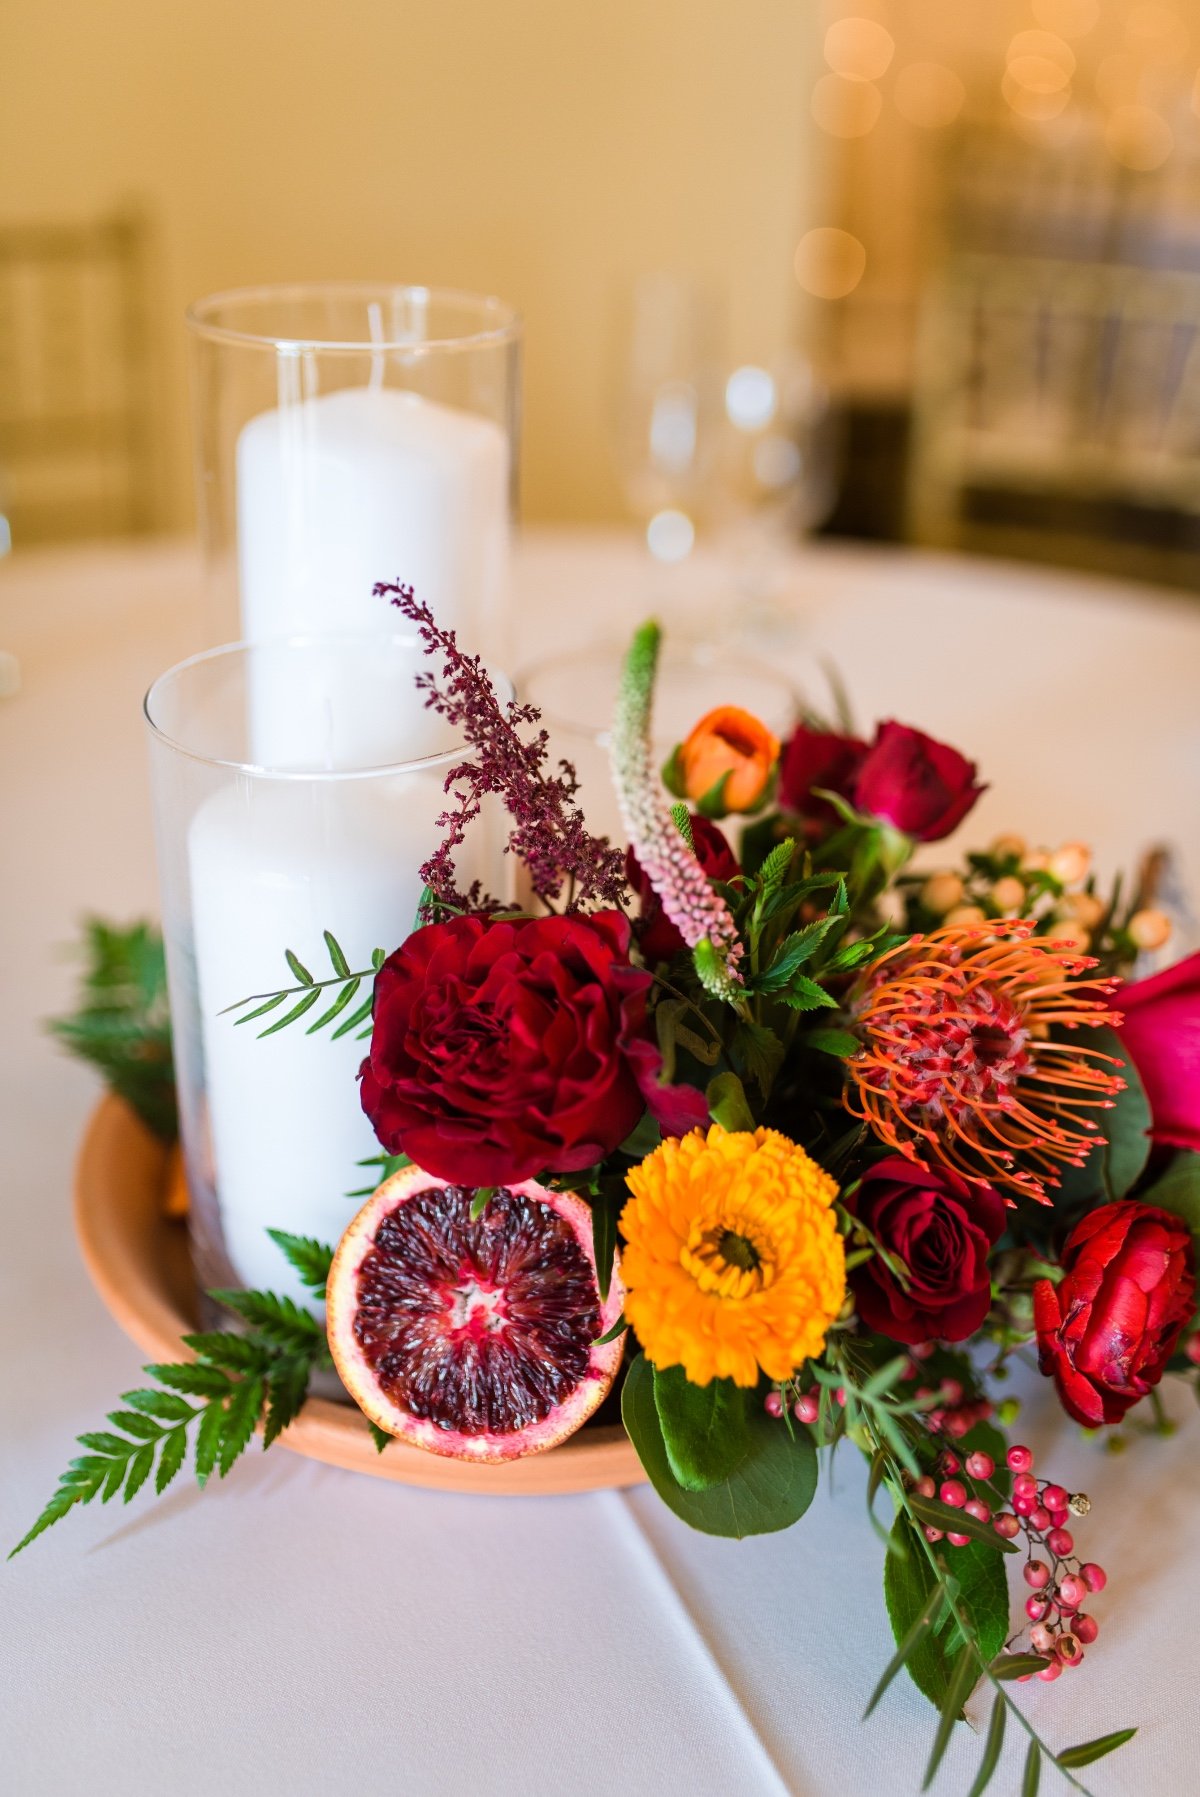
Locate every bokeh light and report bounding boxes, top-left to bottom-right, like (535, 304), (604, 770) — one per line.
(794, 228), (867, 300)
(1006, 31), (1076, 80)
(893, 62), (966, 129)
(811, 72), (883, 138)
(1126, 3), (1190, 62)
(646, 509), (695, 563)
(725, 366), (777, 433)
(1031, 0), (1099, 37)
(824, 17), (895, 83)
(1105, 104), (1173, 170)
(1002, 70), (1071, 120)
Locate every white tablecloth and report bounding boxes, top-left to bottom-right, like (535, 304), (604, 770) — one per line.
(3, 531), (1199, 1797)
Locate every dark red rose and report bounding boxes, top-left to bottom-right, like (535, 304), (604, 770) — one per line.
(844, 1157), (1007, 1344)
(360, 910), (706, 1186)
(1109, 951), (1200, 1153)
(777, 723), (868, 836)
(626, 814), (740, 964)
(1034, 1202), (1195, 1427)
(850, 721), (984, 842)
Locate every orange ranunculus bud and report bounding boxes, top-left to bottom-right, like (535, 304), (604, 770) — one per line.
(671, 706), (780, 816)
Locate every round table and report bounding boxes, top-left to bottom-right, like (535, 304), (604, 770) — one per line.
(2, 530), (1198, 1797)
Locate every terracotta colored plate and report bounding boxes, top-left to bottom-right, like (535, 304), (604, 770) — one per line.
(74, 1096), (646, 1495)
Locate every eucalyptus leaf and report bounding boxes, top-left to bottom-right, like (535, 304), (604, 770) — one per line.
(652, 1365), (751, 1491)
(622, 1355), (816, 1537)
(1056, 1726), (1137, 1769)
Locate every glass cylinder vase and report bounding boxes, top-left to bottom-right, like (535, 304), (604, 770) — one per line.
(186, 283), (521, 660)
(145, 635), (510, 1303)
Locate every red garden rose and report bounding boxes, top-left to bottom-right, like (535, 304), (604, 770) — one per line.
(777, 719), (982, 843)
(626, 813), (740, 964)
(851, 721), (984, 842)
(1034, 1202), (1195, 1427)
(1109, 950), (1200, 1153)
(777, 723), (868, 837)
(844, 1157), (1007, 1344)
(359, 910), (706, 1187)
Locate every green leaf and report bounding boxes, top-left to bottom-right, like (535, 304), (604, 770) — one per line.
(323, 931), (351, 978)
(757, 919), (838, 990)
(470, 1187), (497, 1223)
(266, 1229), (334, 1293)
(863, 1581), (945, 1719)
(233, 992), (288, 1027)
(105, 1409), (162, 1441)
(124, 1442), (155, 1502)
(652, 1365), (751, 1491)
(1056, 1728), (1137, 1769)
(258, 986), (322, 1036)
(805, 1028), (861, 1058)
(622, 1354), (816, 1536)
(142, 1362), (232, 1397)
(218, 1376), (264, 1477)
(1021, 1740), (1040, 1797)
(285, 949), (315, 985)
(182, 1330), (270, 1372)
(369, 1421), (391, 1454)
(990, 1653), (1051, 1680)
(47, 918), (177, 1141)
(706, 1071), (756, 1134)
(1141, 1152), (1200, 1251)
(306, 976), (362, 1034)
(884, 1516), (1009, 1710)
(208, 1288), (324, 1353)
(1055, 1026), (1150, 1204)
(263, 1357), (309, 1448)
(595, 1311), (628, 1346)
(922, 1636), (977, 1790)
(120, 1388), (197, 1423)
(756, 839), (795, 893)
(908, 1494), (1017, 1552)
(733, 1018), (785, 1098)
(371, 947), (386, 971)
(194, 1396), (226, 1488)
(778, 976), (839, 1012)
(331, 994), (374, 1040)
(694, 770), (732, 820)
(966, 1693), (1006, 1797)
(618, 1111), (663, 1159)
(590, 1192), (619, 1304)
(155, 1426), (188, 1495)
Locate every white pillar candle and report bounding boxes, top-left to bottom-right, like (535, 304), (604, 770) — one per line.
(236, 383), (509, 764)
(189, 774), (443, 1300)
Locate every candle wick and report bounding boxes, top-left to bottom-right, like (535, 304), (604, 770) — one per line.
(367, 302), (385, 393)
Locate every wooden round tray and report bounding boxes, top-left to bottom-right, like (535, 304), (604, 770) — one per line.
(74, 1096), (645, 1495)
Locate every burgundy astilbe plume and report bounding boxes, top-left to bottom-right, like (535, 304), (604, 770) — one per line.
(377, 582), (626, 913)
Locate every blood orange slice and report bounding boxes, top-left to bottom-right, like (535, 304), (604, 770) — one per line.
(327, 1165), (625, 1462)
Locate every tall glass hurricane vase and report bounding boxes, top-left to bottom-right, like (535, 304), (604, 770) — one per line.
(187, 284), (522, 660)
(145, 636), (510, 1304)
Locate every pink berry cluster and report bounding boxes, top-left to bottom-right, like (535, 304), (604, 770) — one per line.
(912, 1368), (994, 1440)
(764, 1385), (823, 1424)
(918, 1439), (1104, 1683)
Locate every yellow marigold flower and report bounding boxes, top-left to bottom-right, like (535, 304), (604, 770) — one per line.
(619, 1125), (845, 1388)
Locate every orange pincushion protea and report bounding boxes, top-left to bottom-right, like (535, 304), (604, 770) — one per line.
(844, 920), (1124, 1204)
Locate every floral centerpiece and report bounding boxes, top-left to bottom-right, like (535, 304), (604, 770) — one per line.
(20, 583), (1200, 1794)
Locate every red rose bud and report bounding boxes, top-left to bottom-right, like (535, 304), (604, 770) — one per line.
(1109, 950), (1200, 1153)
(359, 911), (707, 1187)
(1034, 1202), (1196, 1427)
(843, 1156), (1007, 1345)
(669, 705), (780, 816)
(626, 813), (739, 965)
(850, 720), (984, 842)
(777, 722), (867, 836)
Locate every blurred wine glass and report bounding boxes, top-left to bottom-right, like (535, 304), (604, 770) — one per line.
(613, 274), (725, 568)
(714, 354), (841, 637)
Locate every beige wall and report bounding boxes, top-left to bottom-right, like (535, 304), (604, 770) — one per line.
(0, 2), (817, 528)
